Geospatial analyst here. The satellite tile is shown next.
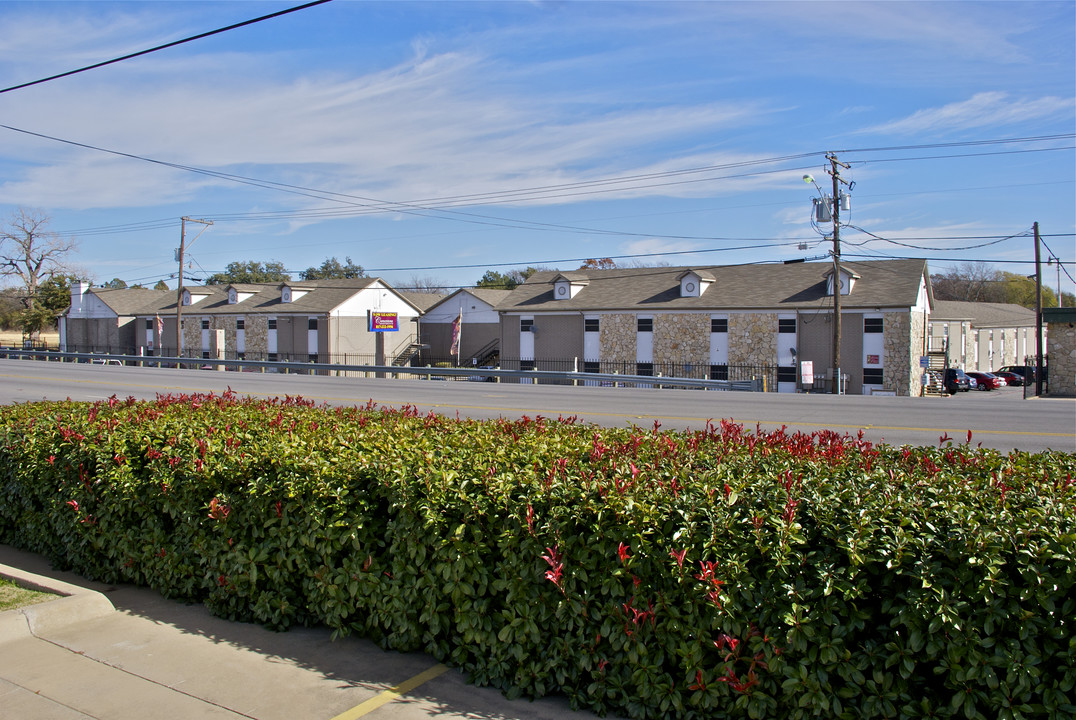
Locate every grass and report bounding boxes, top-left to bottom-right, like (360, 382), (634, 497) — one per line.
(0, 330), (60, 346)
(0, 576), (56, 612)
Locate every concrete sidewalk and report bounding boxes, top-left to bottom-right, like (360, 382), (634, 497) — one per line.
(0, 545), (591, 720)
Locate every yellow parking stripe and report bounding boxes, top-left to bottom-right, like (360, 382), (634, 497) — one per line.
(329, 664), (449, 720)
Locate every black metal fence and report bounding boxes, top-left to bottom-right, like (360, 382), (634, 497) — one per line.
(11, 345), (780, 390)
(417, 355), (779, 390)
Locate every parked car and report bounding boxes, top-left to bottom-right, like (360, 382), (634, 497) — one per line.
(967, 371), (1005, 390)
(997, 365), (1044, 386)
(994, 370), (1026, 387)
(943, 368), (971, 393)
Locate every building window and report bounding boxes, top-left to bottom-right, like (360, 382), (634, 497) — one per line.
(864, 317), (883, 334)
(201, 319), (210, 330)
(583, 361), (600, 373)
(236, 318), (245, 330)
(777, 367), (797, 383)
(520, 318), (534, 333)
(778, 318), (796, 334)
(201, 351), (210, 359)
(308, 354), (318, 363)
(584, 318), (600, 333)
(711, 318), (728, 333)
(268, 318), (277, 330)
(268, 353), (278, 362)
(145, 319), (153, 330)
(863, 368), (884, 385)
(710, 364), (728, 381)
(308, 318), (318, 331)
(237, 352), (245, 360)
(637, 318), (653, 333)
(636, 362), (653, 376)
(520, 359), (535, 371)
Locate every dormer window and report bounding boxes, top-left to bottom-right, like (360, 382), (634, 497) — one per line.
(552, 272), (589, 300)
(678, 270), (714, 298)
(280, 284), (310, 303)
(227, 285), (260, 304)
(181, 289), (209, 306)
(825, 267), (860, 296)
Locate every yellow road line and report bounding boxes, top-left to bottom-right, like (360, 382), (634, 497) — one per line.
(329, 664), (449, 720)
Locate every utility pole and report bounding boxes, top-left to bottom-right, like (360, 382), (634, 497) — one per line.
(174, 216), (213, 361)
(1034, 221), (1043, 397)
(826, 153), (851, 394)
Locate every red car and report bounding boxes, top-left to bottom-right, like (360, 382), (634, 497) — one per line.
(993, 371), (1026, 387)
(967, 371), (1006, 390)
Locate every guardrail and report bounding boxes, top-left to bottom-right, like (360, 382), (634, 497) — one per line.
(0, 348), (768, 392)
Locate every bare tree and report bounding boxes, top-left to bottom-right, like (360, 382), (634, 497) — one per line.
(930, 261), (1003, 303)
(0, 208), (77, 313)
(405, 274), (448, 294)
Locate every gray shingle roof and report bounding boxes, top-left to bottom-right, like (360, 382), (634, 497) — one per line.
(397, 291), (448, 312)
(496, 259), (929, 312)
(88, 288), (172, 316)
(127, 278), (387, 316)
(933, 300), (1036, 327)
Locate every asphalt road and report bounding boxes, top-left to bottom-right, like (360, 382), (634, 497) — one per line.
(0, 358), (1073, 453)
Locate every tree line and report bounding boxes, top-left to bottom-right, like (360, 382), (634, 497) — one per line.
(3, 209), (1070, 340)
(931, 261), (1074, 308)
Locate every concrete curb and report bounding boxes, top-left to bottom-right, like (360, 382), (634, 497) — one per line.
(0, 563), (114, 644)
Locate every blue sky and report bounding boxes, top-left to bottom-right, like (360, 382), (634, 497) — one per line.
(1, 1), (1073, 296)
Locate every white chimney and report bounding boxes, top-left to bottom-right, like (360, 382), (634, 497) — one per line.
(69, 281), (90, 316)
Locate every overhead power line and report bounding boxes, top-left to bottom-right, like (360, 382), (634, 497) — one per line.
(0, 0), (334, 95)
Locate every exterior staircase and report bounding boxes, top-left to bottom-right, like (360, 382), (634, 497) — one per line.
(392, 342), (428, 367)
(922, 338), (950, 396)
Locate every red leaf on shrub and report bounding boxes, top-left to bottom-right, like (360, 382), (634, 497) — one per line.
(542, 545), (564, 593)
(66, 500), (78, 511)
(618, 542), (631, 565)
(669, 548), (687, 568)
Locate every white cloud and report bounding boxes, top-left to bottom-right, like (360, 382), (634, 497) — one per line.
(861, 92), (1073, 136)
(1, 42), (773, 211)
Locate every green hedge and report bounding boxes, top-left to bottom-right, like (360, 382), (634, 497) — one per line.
(1, 392), (1073, 719)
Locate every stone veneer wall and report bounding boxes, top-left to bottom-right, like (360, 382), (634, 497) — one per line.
(653, 314), (710, 365)
(1046, 321), (1075, 397)
(211, 316), (235, 355)
(182, 316), (201, 357)
(728, 313), (777, 366)
(883, 311), (915, 396)
(599, 314), (637, 365)
(245, 315), (269, 357)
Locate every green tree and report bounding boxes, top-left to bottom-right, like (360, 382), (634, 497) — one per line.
(153, 279), (169, 291)
(474, 267), (544, 290)
(204, 261), (290, 285)
(19, 274), (80, 336)
(100, 278), (128, 289)
(299, 256), (366, 280)
(998, 271), (1059, 309)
